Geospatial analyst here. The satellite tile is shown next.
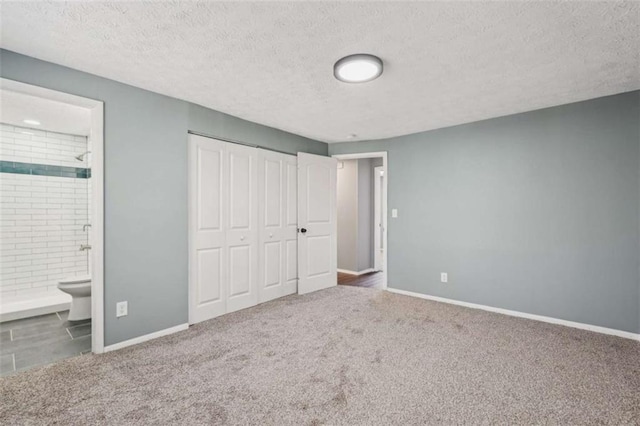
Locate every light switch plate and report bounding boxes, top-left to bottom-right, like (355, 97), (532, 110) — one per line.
(440, 273), (448, 283)
(392, 209), (398, 218)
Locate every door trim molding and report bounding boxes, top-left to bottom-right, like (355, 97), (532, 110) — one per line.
(373, 165), (384, 272)
(332, 152), (388, 290)
(387, 287), (640, 341)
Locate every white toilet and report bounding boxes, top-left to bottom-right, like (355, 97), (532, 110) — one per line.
(57, 276), (92, 321)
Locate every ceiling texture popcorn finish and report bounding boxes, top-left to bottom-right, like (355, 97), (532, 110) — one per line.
(1, 1), (638, 143)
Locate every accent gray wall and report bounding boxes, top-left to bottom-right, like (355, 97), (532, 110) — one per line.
(357, 158), (373, 271)
(330, 91), (640, 334)
(337, 160), (359, 272)
(0, 49), (327, 345)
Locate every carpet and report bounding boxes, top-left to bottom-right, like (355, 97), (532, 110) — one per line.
(1, 286), (638, 425)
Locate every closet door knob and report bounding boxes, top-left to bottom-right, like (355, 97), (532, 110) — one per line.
(299, 228), (307, 234)
(240, 236), (245, 241)
(269, 233), (273, 238)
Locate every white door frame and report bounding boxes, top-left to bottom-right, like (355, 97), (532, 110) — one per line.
(0, 78), (105, 353)
(332, 152), (388, 289)
(373, 165), (384, 272)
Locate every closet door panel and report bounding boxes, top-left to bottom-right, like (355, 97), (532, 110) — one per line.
(258, 150), (286, 303)
(226, 143), (258, 313)
(264, 241), (282, 287)
(188, 135), (227, 324)
(283, 159), (298, 295)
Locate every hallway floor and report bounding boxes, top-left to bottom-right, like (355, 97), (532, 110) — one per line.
(337, 271), (384, 289)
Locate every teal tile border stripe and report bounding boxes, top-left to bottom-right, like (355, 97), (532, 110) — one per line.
(0, 160), (91, 178)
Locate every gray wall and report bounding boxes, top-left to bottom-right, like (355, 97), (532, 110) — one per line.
(357, 158), (373, 271)
(337, 160), (359, 271)
(337, 158), (378, 272)
(0, 49), (327, 345)
(330, 91), (640, 334)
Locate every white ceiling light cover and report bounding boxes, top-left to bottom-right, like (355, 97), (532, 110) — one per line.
(334, 54), (383, 83)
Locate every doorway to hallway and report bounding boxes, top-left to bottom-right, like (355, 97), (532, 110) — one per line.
(337, 271), (384, 289)
(333, 152), (388, 290)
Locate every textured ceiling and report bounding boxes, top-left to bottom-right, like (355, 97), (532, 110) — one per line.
(0, 90), (91, 136)
(1, 1), (638, 143)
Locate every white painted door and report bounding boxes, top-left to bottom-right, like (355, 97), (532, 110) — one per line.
(374, 166), (384, 271)
(226, 143), (259, 313)
(258, 149), (284, 303)
(188, 135), (227, 323)
(283, 157), (299, 295)
(258, 149), (298, 303)
(297, 153), (337, 295)
(258, 150), (298, 303)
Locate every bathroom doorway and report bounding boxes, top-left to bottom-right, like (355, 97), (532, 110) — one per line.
(0, 79), (104, 375)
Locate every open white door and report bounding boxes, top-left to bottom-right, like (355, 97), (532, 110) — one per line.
(297, 153), (338, 294)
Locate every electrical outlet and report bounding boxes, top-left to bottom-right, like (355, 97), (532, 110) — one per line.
(116, 301), (128, 317)
(440, 273), (448, 283)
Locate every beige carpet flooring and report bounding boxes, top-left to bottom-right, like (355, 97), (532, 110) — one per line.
(1, 286), (639, 425)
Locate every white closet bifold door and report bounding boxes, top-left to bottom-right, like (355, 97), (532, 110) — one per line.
(283, 155), (299, 296)
(189, 133), (298, 324)
(225, 142), (259, 313)
(188, 135), (227, 324)
(258, 150), (298, 303)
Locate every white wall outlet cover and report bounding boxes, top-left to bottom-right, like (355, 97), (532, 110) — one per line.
(391, 209), (398, 218)
(440, 273), (448, 283)
(116, 301), (128, 317)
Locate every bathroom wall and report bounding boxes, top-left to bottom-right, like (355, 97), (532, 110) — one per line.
(0, 123), (90, 300)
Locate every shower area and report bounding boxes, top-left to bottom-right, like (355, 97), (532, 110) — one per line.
(0, 88), (93, 374)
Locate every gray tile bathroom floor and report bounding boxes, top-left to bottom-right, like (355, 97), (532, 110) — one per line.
(0, 311), (91, 376)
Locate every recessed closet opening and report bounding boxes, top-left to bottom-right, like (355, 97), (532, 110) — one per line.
(187, 133), (338, 324)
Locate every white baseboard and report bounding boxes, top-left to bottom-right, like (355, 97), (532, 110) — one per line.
(337, 268), (376, 276)
(103, 323), (189, 353)
(386, 287), (640, 341)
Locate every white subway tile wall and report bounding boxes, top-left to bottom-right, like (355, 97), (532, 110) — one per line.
(0, 124), (89, 299)
(0, 123), (88, 168)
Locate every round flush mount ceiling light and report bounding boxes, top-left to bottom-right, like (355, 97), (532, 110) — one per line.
(23, 119), (40, 126)
(334, 54), (383, 83)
